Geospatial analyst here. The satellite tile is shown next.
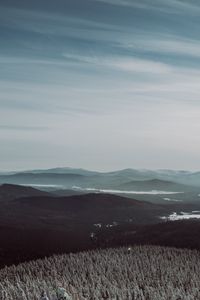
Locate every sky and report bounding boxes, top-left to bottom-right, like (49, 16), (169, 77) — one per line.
(1, 0), (200, 171)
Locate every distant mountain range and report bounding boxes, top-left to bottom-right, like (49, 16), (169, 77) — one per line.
(0, 168), (199, 206)
(0, 167), (200, 188)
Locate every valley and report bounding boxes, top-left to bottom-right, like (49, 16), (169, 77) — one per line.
(0, 167), (200, 269)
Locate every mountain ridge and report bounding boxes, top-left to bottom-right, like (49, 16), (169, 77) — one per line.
(1, 167), (200, 187)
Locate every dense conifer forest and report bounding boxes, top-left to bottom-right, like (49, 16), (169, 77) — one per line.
(1, 245), (200, 300)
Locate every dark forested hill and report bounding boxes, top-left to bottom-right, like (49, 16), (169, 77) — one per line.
(1, 188), (200, 268)
(0, 192), (168, 267)
(0, 183), (50, 202)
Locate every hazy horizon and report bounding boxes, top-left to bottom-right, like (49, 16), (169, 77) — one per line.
(1, 165), (199, 173)
(1, 0), (200, 171)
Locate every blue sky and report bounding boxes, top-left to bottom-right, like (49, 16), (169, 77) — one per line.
(1, 0), (200, 171)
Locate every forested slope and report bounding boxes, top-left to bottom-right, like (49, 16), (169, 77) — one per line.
(1, 245), (200, 300)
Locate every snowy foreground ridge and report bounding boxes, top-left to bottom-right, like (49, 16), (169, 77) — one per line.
(40, 288), (72, 300)
(1, 245), (200, 300)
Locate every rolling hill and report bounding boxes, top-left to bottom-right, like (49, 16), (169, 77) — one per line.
(118, 178), (197, 192)
(0, 183), (49, 202)
(0, 173), (86, 187)
(0, 191), (172, 268)
(0, 186), (200, 268)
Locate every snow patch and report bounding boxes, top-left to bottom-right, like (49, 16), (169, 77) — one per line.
(94, 223), (102, 228)
(161, 212), (200, 221)
(72, 186), (184, 195)
(163, 197), (183, 202)
(21, 184), (64, 188)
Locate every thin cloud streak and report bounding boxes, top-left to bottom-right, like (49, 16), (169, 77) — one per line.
(0, 6), (123, 37)
(122, 37), (200, 59)
(94, 0), (200, 14)
(62, 53), (172, 74)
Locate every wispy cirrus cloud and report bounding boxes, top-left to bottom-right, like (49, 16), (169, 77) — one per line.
(94, 0), (200, 14)
(0, 6), (123, 38)
(121, 37), (200, 59)
(62, 53), (172, 74)
(1, 0), (200, 171)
